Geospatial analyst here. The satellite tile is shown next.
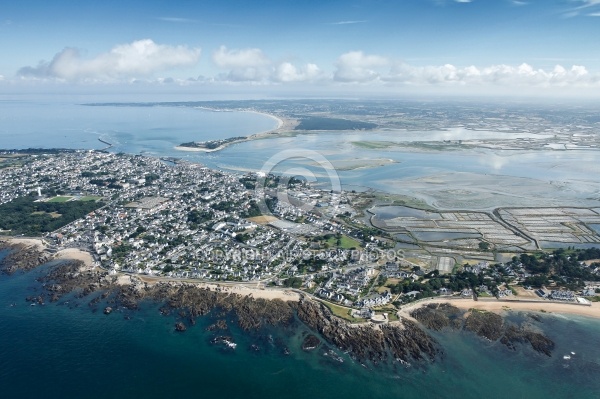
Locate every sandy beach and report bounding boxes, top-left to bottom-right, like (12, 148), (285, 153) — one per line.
(204, 283), (301, 302)
(174, 145), (231, 153)
(399, 297), (600, 320)
(54, 248), (95, 269)
(134, 274), (300, 302)
(173, 111), (297, 153)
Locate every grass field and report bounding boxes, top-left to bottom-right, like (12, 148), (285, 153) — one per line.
(326, 234), (360, 249)
(47, 196), (73, 203)
(80, 196), (102, 202)
(321, 301), (365, 323)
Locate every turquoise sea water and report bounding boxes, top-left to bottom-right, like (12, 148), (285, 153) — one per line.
(1, 252), (600, 398)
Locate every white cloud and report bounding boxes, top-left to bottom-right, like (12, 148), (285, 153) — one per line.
(212, 46), (272, 82)
(212, 46), (324, 84)
(328, 20), (367, 25)
(334, 51), (389, 82)
(272, 62), (323, 82)
(577, 0), (600, 7)
(17, 39), (200, 82)
(563, 0), (600, 17)
(157, 17), (196, 23)
(383, 62), (596, 88)
(212, 46), (270, 69)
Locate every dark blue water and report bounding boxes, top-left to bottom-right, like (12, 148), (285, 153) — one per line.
(1, 253), (600, 398)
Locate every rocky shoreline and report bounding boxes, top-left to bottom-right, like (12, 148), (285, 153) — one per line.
(0, 242), (556, 367)
(411, 303), (555, 356)
(0, 240), (51, 274)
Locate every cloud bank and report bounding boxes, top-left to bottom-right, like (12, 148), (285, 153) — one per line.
(11, 43), (600, 95)
(17, 39), (200, 82)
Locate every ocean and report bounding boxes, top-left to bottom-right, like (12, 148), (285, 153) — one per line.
(1, 249), (600, 398)
(1, 100), (600, 398)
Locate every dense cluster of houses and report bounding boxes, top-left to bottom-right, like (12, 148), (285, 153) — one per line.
(2, 150), (599, 313)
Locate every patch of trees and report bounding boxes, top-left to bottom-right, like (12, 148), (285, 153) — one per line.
(188, 209), (213, 225)
(241, 201), (261, 218)
(515, 248), (600, 281)
(239, 176), (256, 190)
(523, 275), (549, 288)
(0, 196), (104, 236)
(112, 243), (133, 258)
(145, 173), (160, 185)
(576, 247), (600, 261)
(282, 277), (303, 288)
(210, 201), (235, 211)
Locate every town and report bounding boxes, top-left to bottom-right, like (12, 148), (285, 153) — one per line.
(1, 150), (599, 322)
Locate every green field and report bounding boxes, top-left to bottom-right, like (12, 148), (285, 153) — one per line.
(321, 301), (365, 323)
(326, 235), (360, 249)
(80, 196), (103, 202)
(47, 196), (73, 203)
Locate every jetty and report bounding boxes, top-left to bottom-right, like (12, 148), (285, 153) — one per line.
(98, 138), (113, 150)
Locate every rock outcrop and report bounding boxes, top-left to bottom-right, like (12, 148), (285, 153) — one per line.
(294, 299), (439, 364)
(411, 303), (555, 356)
(0, 242), (50, 274)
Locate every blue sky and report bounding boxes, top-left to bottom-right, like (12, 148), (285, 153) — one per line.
(2, 0), (600, 97)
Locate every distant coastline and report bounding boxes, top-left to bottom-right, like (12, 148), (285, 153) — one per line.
(174, 111), (297, 153)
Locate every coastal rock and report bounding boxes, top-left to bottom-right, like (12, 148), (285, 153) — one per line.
(500, 325), (554, 356)
(206, 319), (228, 331)
(211, 336), (237, 349)
(412, 303), (555, 357)
(0, 242), (49, 274)
(104, 307), (112, 315)
(6, 243), (440, 366)
(302, 334), (321, 351)
(464, 310), (504, 341)
(410, 303), (462, 331)
(293, 298), (438, 364)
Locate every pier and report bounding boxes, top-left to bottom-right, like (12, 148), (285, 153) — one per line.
(98, 138), (113, 150)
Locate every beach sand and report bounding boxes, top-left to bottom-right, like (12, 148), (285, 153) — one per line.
(200, 283), (300, 302)
(399, 297), (600, 320)
(54, 248), (95, 269)
(173, 111), (298, 153)
(134, 275), (300, 302)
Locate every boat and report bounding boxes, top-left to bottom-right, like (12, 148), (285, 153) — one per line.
(563, 355), (571, 360)
(571, 352), (576, 355)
